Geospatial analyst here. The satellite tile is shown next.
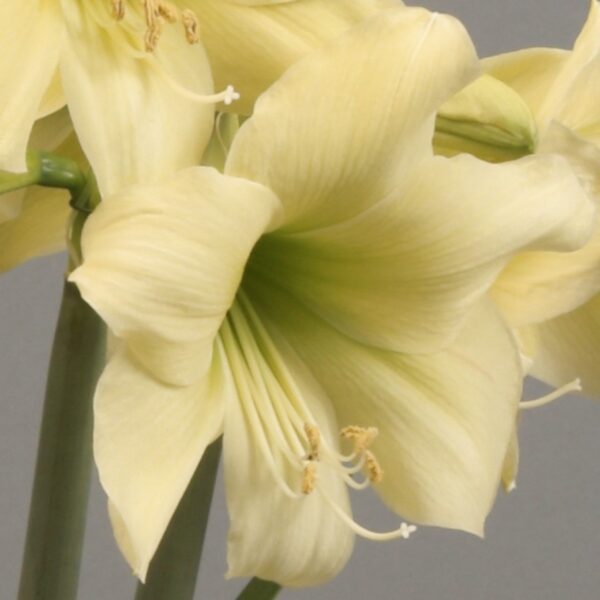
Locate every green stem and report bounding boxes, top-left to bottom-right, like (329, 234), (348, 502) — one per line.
(237, 578), (282, 600)
(18, 281), (106, 600)
(135, 439), (222, 600)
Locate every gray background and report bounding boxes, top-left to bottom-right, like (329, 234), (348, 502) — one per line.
(1, 1), (598, 598)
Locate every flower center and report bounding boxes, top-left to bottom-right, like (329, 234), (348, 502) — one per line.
(221, 290), (416, 542)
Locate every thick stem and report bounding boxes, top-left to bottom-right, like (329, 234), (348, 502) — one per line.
(18, 281), (106, 600)
(135, 438), (222, 600)
(237, 578), (282, 600)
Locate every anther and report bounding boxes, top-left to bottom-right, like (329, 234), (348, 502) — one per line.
(365, 450), (383, 484)
(302, 462), (317, 495)
(144, 20), (163, 52)
(181, 9), (200, 44)
(304, 423), (321, 461)
(158, 1), (178, 23)
(111, 0), (125, 20)
(341, 425), (379, 452)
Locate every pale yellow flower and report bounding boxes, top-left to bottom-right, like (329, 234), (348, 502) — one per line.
(1, 0), (395, 270)
(483, 0), (600, 397)
(71, 7), (595, 585)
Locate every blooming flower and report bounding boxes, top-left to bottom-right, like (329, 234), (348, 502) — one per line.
(483, 0), (600, 397)
(0, 0), (395, 271)
(71, 7), (594, 585)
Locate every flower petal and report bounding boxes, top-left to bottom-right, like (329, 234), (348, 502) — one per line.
(492, 224), (600, 327)
(251, 287), (521, 535)
(188, 0), (400, 115)
(70, 167), (280, 385)
(525, 294), (600, 399)
(59, 3), (214, 195)
(0, 0), (64, 172)
(226, 7), (480, 232)
(221, 320), (353, 586)
(94, 345), (227, 580)
(249, 153), (595, 354)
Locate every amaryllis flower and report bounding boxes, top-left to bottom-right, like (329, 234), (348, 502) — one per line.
(71, 7), (594, 585)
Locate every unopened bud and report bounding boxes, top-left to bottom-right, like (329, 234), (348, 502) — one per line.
(434, 75), (537, 163)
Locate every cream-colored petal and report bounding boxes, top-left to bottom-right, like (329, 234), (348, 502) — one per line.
(226, 7), (480, 231)
(70, 167), (279, 385)
(188, 0), (400, 115)
(525, 294), (600, 399)
(492, 223), (600, 327)
(59, 3), (214, 195)
(0, 186), (69, 272)
(221, 314), (353, 586)
(501, 426), (520, 493)
(249, 153), (595, 354)
(0, 0), (64, 172)
(483, 48), (568, 123)
(37, 69), (66, 119)
(94, 346), (227, 581)
(251, 288), (521, 535)
(544, 0), (600, 132)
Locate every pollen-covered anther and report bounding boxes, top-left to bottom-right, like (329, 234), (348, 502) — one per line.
(158, 1), (178, 23)
(364, 450), (383, 484)
(340, 425), (379, 452)
(111, 0), (125, 20)
(144, 19), (164, 52)
(302, 462), (317, 495)
(304, 423), (321, 461)
(181, 9), (200, 44)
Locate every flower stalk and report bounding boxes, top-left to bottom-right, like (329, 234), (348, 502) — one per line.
(17, 280), (106, 600)
(135, 439), (222, 600)
(237, 578), (282, 600)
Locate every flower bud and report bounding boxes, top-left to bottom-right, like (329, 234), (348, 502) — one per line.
(434, 75), (538, 162)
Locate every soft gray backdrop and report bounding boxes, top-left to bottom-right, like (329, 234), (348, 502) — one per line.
(2, 1), (598, 598)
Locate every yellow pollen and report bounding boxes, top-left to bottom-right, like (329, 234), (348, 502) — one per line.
(340, 425), (379, 452)
(144, 18), (163, 52)
(181, 9), (200, 44)
(302, 462), (317, 495)
(112, 0), (125, 20)
(304, 423), (321, 461)
(365, 450), (383, 484)
(158, 1), (178, 23)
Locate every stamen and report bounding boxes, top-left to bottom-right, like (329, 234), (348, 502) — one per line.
(302, 462), (317, 495)
(319, 488), (417, 541)
(519, 378), (581, 410)
(341, 425), (379, 452)
(111, 0), (125, 19)
(158, 1), (178, 23)
(365, 450), (383, 484)
(181, 9), (200, 44)
(144, 19), (163, 52)
(304, 423), (321, 461)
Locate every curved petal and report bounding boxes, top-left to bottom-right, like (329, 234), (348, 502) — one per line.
(492, 224), (600, 327)
(59, 2), (214, 195)
(188, 0), (400, 115)
(524, 293), (600, 399)
(250, 285), (521, 536)
(221, 313), (353, 586)
(0, 0), (64, 172)
(94, 345), (227, 581)
(70, 167), (280, 385)
(249, 153), (595, 354)
(226, 7), (480, 232)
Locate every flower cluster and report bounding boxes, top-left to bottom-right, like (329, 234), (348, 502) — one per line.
(1, 0), (598, 589)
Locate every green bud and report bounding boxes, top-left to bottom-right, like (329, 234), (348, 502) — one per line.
(434, 75), (538, 163)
